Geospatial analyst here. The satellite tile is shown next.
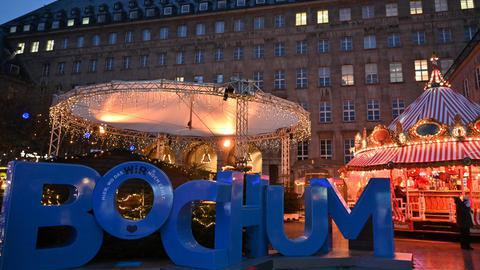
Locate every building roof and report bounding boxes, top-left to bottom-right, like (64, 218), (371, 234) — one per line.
(1, 0), (302, 34)
(445, 29), (480, 81)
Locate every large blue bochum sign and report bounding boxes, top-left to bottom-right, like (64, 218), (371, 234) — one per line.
(0, 161), (394, 270)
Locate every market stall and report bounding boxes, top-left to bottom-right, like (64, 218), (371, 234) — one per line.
(343, 55), (480, 231)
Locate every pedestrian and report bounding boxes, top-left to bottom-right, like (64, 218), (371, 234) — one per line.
(455, 196), (474, 250)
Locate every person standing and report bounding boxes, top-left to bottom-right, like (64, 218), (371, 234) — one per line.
(455, 196), (474, 250)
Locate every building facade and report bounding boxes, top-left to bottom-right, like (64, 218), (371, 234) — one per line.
(2, 0), (480, 177)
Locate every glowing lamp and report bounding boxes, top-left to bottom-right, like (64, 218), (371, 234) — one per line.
(22, 112), (30, 120)
(223, 139), (232, 148)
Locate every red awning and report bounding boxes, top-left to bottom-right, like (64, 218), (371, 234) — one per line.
(347, 140), (480, 169)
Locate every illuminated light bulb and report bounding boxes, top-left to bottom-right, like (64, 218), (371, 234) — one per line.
(98, 126), (106, 135)
(223, 139), (232, 148)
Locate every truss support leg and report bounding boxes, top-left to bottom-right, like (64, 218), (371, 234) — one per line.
(235, 97), (249, 167)
(281, 135), (291, 187)
(48, 114), (63, 157)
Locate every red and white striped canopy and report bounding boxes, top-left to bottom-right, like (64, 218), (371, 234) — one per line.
(347, 140), (480, 169)
(389, 87), (480, 131)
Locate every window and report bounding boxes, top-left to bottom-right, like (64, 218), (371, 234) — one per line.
(234, 19), (245, 32)
(296, 40), (307, 54)
(140, 55), (149, 68)
(297, 141), (309, 160)
(158, 53), (167, 66)
(89, 59), (97, 73)
(296, 68), (308, 89)
(365, 63), (378, 84)
(72, 61), (81, 74)
(175, 76), (185, 82)
(16, 43), (25, 54)
(464, 79), (470, 97)
(320, 139), (332, 159)
(214, 48), (224, 61)
(437, 28), (452, 43)
(274, 70), (286, 90)
(236, 0), (246, 7)
(341, 65), (354, 86)
(57, 62), (65, 75)
(412, 31), (426, 45)
(344, 139), (355, 163)
(215, 21), (225, 33)
(9, 26), (17, 33)
(343, 100), (355, 122)
(177, 25), (187, 38)
(105, 57), (114, 71)
(254, 17), (265, 29)
(37, 22), (45, 31)
(339, 8), (351, 21)
(42, 63), (50, 77)
(256, 0), (265, 4)
(97, 14), (107, 23)
(46, 40), (54, 51)
(295, 12), (307, 26)
(367, 100), (380, 121)
(414, 59), (428, 81)
(52, 21), (60, 29)
(318, 67), (331, 87)
(142, 29), (151, 41)
(275, 15), (285, 28)
(388, 33), (401, 48)
(317, 10), (328, 24)
(23, 24), (31, 32)
(440, 59), (453, 74)
(176, 51), (185, 65)
(163, 6), (173, 15)
(274, 42), (285, 57)
(129, 10), (139, 19)
(318, 39), (330, 53)
(386, 3), (398, 17)
(460, 0), (475, 9)
(233, 47), (244, 60)
(341, 36), (353, 51)
(434, 0), (448, 12)
(67, 19), (75, 27)
(389, 62), (403, 83)
(410, 1), (423, 14)
(82, 17), (90, 25)
(61, 38), (68, 49)
(31, 41), (39, 53)
(362, 6), (375, 19)
(160, 27), (169, 40)
(363, 35), (376, 49)
(253, 71), (264, 89)
(392, 98), (405, 119)
(465, 26), (478, 41)
(194, 75), (204, 83)
(319, 102), (331, 123)
(145, 8), (156, 17)
(92, 35), (101, 46)
(75, 37), (86, 49)
(196, 23), (206, 36)
(108, 33), (117, 44)
(123, 31), (133, 43)
(181, 4), (190, 13)
(254, 44), (265, 59)
(215, 74), (224, 83)
(113, 12), (123, 21)
(199, 2), (209, 11)
(195, 50), (205, 64)
(123, 56), (132, 69)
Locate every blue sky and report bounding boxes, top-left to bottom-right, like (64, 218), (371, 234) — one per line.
(1, 1), (55, 24)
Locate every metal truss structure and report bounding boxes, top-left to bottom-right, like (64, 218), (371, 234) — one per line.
(48, 79), (310, 180)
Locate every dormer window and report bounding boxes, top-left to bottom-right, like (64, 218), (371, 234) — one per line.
(113, 12), (123, 22)
(97, 14), (107, 23)
(67, 19), (75, 27)
(144, 0), (153, 5)
(37, 22), (46, 31)
(9, 26), (17, 33)
(199, 2), (209, 11)
(237, 0), (246, 7)
(82, 17), (90, 25)
(181, 4), (190, 13)
(114, 2), (122, 10)
(218, 0), (227, 9)
(128, 0), (137, 9)
(164, 7), (173, 15)
(23, 24), (31, 32)
(256, 0), (265, 4)
(145, 8), (156, 17)
(129, 10), (139, 19)
(52, 21), (60, 29)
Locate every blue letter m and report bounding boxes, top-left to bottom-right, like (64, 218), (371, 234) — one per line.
(312, 178), (394, 258)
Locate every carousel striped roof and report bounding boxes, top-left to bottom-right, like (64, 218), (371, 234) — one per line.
(388, 86), (480, 131)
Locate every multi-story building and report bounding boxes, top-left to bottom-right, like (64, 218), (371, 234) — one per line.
(1, 0), (479, 178)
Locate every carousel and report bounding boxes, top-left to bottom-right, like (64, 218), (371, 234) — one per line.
(344, 55), (480, 231)
(48, 79), (310, 182)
